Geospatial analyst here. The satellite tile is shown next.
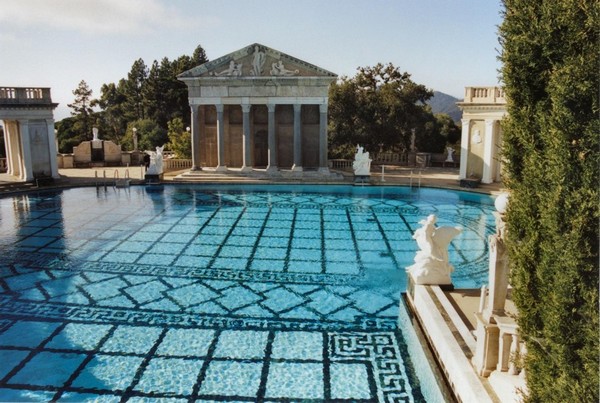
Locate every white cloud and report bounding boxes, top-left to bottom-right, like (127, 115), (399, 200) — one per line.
(0, 0), (215, 35)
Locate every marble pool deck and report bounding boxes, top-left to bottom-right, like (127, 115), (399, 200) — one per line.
(0, 166), (512, 402)
(1, 166), (504, 196)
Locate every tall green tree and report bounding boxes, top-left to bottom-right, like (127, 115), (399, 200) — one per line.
(124, 58), (148, 121)
(93, 81), (128, 144)
(328, 63), (434, 157)
(167, 117), (191, 158)
(67, 80), (95, 141)
(499, 0), (599, 401)
(121, 119), (167, 152)
(54, 117), (81, 153)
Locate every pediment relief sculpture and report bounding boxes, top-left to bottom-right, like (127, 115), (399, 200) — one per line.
(181, 43), (336, 79)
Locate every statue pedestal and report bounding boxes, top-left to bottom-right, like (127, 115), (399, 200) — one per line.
(407, 270), (454, 291)
(354, 174), (370, 183)
(473, 313), (500, 377)
(145, 173), (163, 184)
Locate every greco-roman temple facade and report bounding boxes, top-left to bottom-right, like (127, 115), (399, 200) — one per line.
(0, 87), (59, 181)
(178, 43), (337, 176)
(457, 87), (507, 184)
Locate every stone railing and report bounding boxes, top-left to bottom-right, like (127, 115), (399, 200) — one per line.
(462, 86), (506, 104)
(0, 87), (53, 105)
(164, 158), (192, 171)
(372, 152), (407, 165)
(494, 315), (525, 376)
(328, 159), (353, 170)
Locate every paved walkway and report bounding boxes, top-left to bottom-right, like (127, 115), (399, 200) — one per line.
(0, 165), (504, 196)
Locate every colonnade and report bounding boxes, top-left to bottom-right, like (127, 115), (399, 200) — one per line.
(189, 101), (329, 174)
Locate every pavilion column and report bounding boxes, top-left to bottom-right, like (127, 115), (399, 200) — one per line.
(459, 118), (471, 179)
(266, 103), (278, 173)
(46, 119), (59, 178)
(291, 104), (302, 172)
(8, 121), (20, 177)
(318, 103), (329, 174)
(215, 104), (227, 172)
(241, 104), (252, 172)
(190, 105), (201, 171)
(2, 120), (14, 176)
(18, 120), (34, 181)
(481, 119), (496, 184)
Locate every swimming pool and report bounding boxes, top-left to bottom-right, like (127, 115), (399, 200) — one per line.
(0, 184), (495, 402)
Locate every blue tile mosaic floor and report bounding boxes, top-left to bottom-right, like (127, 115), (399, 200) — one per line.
(0, 184), (495, 402)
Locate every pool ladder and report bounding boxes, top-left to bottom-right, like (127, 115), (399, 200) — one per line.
(115, 169), (131, 188)
(409, 170), (422, 189)
(94, 169), (131, 188)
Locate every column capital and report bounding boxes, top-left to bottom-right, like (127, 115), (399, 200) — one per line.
(215, 104), (224, 113)
(293, 103), (302, 112)
(461, 118), (471, 126)
(267, 104), (276, 113)
(319, 103), (328, 113)
(241, 104), (251, 113)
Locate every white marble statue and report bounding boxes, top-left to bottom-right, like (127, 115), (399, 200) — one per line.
(270, 60), (299, 76)
(410, 129), (417, 152)
(445, 146), (455, 162)
(146, 145), (165, 175)
(251, 46), (266, 76)
(353, 145), (372, 176)
(407, 214), (462, 285)
(92, 127), (99, 142)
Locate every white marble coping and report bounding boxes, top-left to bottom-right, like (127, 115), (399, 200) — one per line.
(431, 286), (477, 352)
(410, 284), (496, 403)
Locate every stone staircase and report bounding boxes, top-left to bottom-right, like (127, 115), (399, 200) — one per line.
(173, 169), (346, 183)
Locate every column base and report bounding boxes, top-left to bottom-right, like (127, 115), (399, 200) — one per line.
(240, 166), (253, 173)
(318, 167), (330, 175)
(266, 166), (280, 176)
(191, 166), (202, 171)
(291, 165), (303, 172)
(215, 165), (228, 173)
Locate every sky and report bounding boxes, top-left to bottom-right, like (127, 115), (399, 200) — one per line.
(0, 0), (504, 121)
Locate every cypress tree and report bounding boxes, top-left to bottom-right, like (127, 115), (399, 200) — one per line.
(499, 0), (599, 401)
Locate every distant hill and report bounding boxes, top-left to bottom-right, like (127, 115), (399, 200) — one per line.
(427, 91), (462, 123)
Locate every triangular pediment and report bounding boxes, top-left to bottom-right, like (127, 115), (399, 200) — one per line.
(178, 43), (337, 79)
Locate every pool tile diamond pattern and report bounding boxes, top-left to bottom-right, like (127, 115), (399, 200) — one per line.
(0, 185), (494, 401)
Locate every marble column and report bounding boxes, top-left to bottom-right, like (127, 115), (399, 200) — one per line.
(18, 120), (34, 181)
(190, 105), (201, 171)
(46, 119), (59, 178)
(291, 104), (302, 172)
(266, 104), (278, 173)
(318, 103), (329, 174)
(459, 118), (470, 179)
(241, 104), (252, 172)
(8, 122), (20, 177)
(215, 104), (227, 172)
(481, 119), (496, 184)
(2, 120), (14, 176)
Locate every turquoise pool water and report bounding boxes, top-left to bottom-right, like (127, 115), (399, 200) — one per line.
(0, 184), (495, 402)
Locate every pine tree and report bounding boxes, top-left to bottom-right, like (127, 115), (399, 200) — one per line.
(67, 80), (94, 140)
